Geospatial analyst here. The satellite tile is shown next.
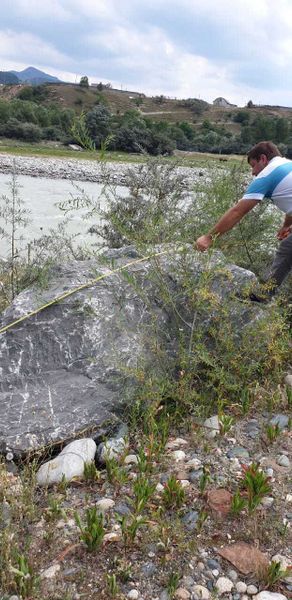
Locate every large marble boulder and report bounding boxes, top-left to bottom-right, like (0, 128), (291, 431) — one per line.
(0, 245), (260, 454)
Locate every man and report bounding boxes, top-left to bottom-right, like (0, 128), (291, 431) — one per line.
(195, 141), (292, 302)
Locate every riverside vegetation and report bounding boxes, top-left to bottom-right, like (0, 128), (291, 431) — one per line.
(0, 157), (291, 599)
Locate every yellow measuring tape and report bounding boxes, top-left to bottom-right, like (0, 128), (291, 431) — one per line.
(0, 249), (170, 336)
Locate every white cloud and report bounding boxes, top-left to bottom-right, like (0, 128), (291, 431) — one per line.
(0, 30), (69, 66)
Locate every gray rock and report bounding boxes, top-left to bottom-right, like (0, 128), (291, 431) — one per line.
(181, 510), (199, 531)
(276, 455), (290, 468)
(206, 559), (221, 571)
(188, 469), (203, 483)
(269, 414), (289, 430)
(97, 436), (127, 464)
(114, 502), (131, 516)
(227, 570), (238, 582)
(203, 415), (220, 439)
(227, 447), (250, 459)
(0, 245), (260, 453)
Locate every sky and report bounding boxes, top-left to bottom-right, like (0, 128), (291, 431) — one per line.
(1, 0), (292, 107)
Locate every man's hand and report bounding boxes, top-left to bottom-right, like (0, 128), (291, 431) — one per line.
(195, 234), (213, 252)
(277, 226), (292, 240)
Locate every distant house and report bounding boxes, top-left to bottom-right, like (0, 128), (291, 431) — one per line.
(213, 97), (237, 108)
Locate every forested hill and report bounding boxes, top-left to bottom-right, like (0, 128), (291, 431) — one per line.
(1, 81), (292, 156)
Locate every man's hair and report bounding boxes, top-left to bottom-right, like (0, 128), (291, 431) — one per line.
(247, 141), (282, 163)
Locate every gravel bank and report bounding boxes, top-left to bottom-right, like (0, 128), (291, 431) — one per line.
(0, 152), (206, 187)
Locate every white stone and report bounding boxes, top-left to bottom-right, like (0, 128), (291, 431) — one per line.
(124, 454), (138, 465)
(260, 497), (274, 509)
(36, 438), (96, 486)
(247, 585), (258, 595)
(41, 563), (61, 579)
(192, 585), (210, 599)
(171, 450), (186, 462)
(96, 498), (115, 512)
(156, 483), (164, 493)
(284, 373), (292, 387)
(204, 415), (220, 439)
(236, 582), (247, 593)
(128, 590), (139, 600)
(180, 480), (191, 489)
(255, 592), (288, 600)
(286, 494), (292, 503)
(212, 569), (220, 577)
(104, 531), (121, 542)
(216, 577), (234, 595)
(99, 437), (127, 463)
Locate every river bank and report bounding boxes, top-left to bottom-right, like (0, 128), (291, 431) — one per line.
(0, 151), (207, 187)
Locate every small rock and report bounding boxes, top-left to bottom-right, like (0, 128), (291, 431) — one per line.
(197, 562), (205, 571)
(227, 569), (238, 582)
(185, 458), (202, 470)
(180, 480), (190, 489)
(96, 498), (115, 512)
(156, 483), (164, 493)
(192, 585), (210, 599)
(181, 510), (199, 531)
(285, 494), (292, 503)
(265, 468), (274, 478)
(236, 582), (247, 593)
(41, 563), (61, 579)
(174, 588), (190, 600)
(207, 559), (221, 570)
(128, 591), (139, 600)
(204, 415), (220, 439)
(124, 454), (138, 465)
(98, 436), (127, 463)
(166, 438), (188, 449)
(216, 577), (234, 595)
(255, 593), (288, 600)
(260, 497), (274, 509)
(189, 470), (203, 483)
(171, 450), (186, 462)
(103, 531), (121, 542)
(227, 447), (249, 459)
(247, 585), (258, 595)
(269, 414), (289, 429)
(114, 502), (131, 516)
(276, 455), (290, 468)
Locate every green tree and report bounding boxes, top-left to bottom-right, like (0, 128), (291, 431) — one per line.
(79, 76), (89, 88)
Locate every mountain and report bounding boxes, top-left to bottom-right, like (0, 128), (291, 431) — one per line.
(0, 71), (19, 84)
(10, 67), (61, 85)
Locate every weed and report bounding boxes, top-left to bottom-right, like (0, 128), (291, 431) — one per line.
(118, 514), (146, 547)
(132, 475), (156, 514)
(241, 462), (272, 513)
(162, 475), (186, 509)
(105, 456), (128, 486)
(166, 571), (180, 599)
(286, 385), (292, 408)
(74, 507), (105, 551)
(261, 560), (289, 588)
(265, 423), (281, 443)
(106, 572), (119, 597)
(58, 474), (69, 494)
(230, 490), (247, 516)
(44, 496), (66, 521)
(83, 461), (100, 483)
(196, 509), (209, 532)
(199, 466), (211, 495)
(219, 414), (234, 436)
(240, 387), (251, 415)
(10, 552), (39, 598)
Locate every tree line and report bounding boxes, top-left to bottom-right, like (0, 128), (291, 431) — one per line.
(1, 85), (292, 156)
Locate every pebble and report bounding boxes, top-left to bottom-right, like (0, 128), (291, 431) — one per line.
(216, 577), (234, 595)
(236, 582), (247, 593)
(171, 450), (186, 462)
(269, 414), (289, 429)
(286, 494), (292, 503)
(166, 438), (188, 449)
(197, 562), (205, 571)
(189, 470), (203, 483)
(192, 584), (210, 599)
(185, 458), (202, 470)
(156, 483), (164, 493)
(207, 559), (221, 570)
(174, 589), (190, 600)
(98, 435), (128, 463)
(124, 454), (138, 465)
(96, 498), (115, 512)
(227, 447), (250, 459)
(128, 590), (139, 600)
(203, 415), (220, 439)
(247, 585), (258, 595)
(114, 502), (131, 516)
(181, 510), (199, 531)
(41, 564), (61, 579)
(276, 455), (290, 468)
(254, 593), (288, 600)
(265, 468), (274, 478)
(260, 497), (274, 509)
(227, 570), (238, 582)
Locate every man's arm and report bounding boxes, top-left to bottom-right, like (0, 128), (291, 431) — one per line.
(277, 214), (292, 240)
(195, 199), (259, 251)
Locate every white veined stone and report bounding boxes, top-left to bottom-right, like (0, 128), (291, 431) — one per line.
(216, 577), (234, 595)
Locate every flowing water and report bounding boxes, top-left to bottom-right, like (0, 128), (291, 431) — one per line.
(0, 173), (126, 259)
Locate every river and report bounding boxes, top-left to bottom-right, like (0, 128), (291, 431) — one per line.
(0, 173), (126, 259)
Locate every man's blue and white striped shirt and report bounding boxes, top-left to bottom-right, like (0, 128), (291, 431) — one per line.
(242, 156), (292, 215)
